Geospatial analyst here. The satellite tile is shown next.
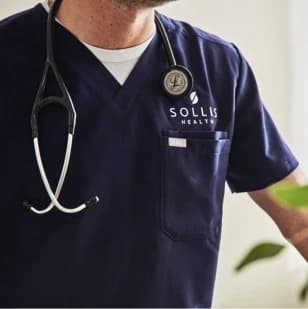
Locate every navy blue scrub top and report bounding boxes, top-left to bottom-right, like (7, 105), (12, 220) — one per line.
(0, 4), (299, 308)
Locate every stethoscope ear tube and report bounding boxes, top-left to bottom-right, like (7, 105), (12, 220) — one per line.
(23, 133), (100, 214)
(24, 0), (100, 215)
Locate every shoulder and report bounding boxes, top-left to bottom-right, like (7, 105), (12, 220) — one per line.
(157, 13), (241, 59)
(157, 12), (242, 76)
(0, 4), (44, 29)
(0, 5), (46, 82)
(0, 4), (45, 50)
(0, 5), (46, 110)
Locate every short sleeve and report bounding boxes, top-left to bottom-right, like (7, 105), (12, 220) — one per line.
(226, 47), (299, 193)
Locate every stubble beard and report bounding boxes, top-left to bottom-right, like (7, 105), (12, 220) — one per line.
(112, 0), (177, 9)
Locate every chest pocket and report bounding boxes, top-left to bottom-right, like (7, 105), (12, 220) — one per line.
(160, 129), (231, 245)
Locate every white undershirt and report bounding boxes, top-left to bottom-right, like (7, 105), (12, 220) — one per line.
(41, 1), (155, 85)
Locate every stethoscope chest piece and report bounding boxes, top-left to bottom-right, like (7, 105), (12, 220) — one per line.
(163, 65), (193, 98)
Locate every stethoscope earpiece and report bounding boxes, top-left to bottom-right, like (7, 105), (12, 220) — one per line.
(163, 65), (193, 98)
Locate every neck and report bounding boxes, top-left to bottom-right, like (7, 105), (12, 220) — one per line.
(51, 0), (155, 49)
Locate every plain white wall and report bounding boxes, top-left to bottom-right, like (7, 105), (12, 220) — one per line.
(290, 0), (308, 172)
(0, 1), (306, 307)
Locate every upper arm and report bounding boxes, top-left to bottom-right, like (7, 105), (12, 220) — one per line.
(226, 46), (299, 193)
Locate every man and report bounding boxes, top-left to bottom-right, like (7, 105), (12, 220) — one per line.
(0, 0), (307, 307)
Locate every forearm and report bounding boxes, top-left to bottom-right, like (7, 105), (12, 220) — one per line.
(251, 190), (308, 261)
(286, 227), (308, 261)
(249, 167), (308, 261)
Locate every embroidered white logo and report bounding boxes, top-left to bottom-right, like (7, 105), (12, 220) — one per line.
(169, 91), (218, 126)
(190, 91), (199, 105)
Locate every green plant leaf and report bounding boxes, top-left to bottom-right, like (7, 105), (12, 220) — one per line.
(271, 184), (308, 209)
(235, 242), (286, 272)
(299, 276), (308, 302)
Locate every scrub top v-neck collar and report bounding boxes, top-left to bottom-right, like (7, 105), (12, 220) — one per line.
(37, 4), (164, 111)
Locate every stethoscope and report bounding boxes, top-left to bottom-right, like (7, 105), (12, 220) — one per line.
(23, 0), (194, 215)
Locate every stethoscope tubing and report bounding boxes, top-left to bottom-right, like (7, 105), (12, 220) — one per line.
(24, 0), (193, 215)
(23, 0), (99, 214)
(29, 134), (77, 214)
(155, 14), (177, 67)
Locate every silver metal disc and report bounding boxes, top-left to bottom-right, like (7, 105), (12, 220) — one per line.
(163, 68), (191, 97)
